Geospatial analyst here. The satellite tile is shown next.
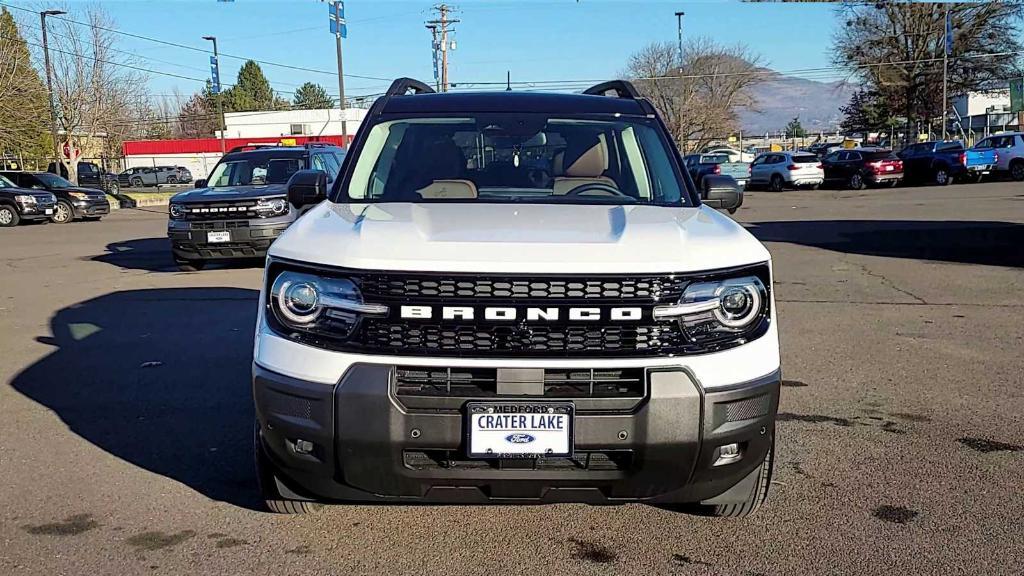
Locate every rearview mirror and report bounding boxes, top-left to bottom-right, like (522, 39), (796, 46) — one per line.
(287, 169), (328, 208)
(194, 179), (207, 189)
(701, 175), (743, 214)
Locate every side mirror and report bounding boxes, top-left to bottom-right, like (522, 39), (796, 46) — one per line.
(287, 169), (328, 208)
(702, 175), (743, 214)
(194, 179), (207, 189)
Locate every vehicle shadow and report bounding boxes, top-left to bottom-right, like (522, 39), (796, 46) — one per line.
(9, 287), (263, 510)
(747, 220), (1024, 268)
(90, 238), (264, 273)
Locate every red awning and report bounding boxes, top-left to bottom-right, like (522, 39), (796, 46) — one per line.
(123, 135), (350, 156)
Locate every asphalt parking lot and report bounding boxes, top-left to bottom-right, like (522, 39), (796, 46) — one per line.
(1, 183), (1022, 576)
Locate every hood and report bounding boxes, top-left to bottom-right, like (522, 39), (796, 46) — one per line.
(64, 186), (106, 197)
(270, 202), (771, 274)
(1, 186), (55, 201)
(171, 184), (288, 203)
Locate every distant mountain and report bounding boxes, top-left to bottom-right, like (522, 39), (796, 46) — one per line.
(739, 71), (857, 135)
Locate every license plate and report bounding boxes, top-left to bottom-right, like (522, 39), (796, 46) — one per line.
(467, 402), (573, 458)
(737, 180), (747, 187)
(207, 231), (230, 243)
(885, 165), (894, 171)
(45, 209), (53, 215)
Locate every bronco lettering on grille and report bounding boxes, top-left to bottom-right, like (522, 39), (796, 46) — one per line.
(399, 305), (644, 322)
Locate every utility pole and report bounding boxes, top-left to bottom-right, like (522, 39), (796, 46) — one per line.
(202, 36), (226, 154)
(427, 4), (458, 92)
(331, 1), (348, 144)
(425, 24), (440, 92)
(942, 8), (951, 140)
(674, 11), (685, 63)
(40, 9), (65, 174)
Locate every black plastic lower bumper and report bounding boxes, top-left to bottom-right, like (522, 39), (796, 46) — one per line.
(73, 200), (110, 218)
(253, 363), (780, 504)
(169, 222), (288, 261)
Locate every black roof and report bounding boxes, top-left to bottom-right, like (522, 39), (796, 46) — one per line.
(222, 145), (343, 160)
(381, 91), (649, 116)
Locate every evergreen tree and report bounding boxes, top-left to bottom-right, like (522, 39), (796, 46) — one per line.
(785, 117), (806, 138)
(0, 8), (51, 161)
(223, 60), (277, 112)
(293, 82), (335, 109)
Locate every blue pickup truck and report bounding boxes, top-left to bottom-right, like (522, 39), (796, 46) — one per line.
(897, 141), (998, 185)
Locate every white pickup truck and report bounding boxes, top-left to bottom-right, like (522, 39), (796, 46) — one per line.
(251, 78), (781, 518)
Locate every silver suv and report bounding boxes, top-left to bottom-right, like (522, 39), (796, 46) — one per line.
(749, 151), (824, 191)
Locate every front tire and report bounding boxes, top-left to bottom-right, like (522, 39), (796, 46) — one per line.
(695, 439), (774, 518)
(254, 422), (322, 514)
(769, 174), (784, 192)
(0, 205), (20, 227)
(130, 177), (144, 188)
(51, 200), (74, 224)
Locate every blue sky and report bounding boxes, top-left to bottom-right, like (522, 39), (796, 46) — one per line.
(8, 0), (840, 100)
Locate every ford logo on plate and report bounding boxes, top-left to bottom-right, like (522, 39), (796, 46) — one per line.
(505, 433), (535, 444)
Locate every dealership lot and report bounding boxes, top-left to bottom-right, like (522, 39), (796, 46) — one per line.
(0, 183), (1021, 576)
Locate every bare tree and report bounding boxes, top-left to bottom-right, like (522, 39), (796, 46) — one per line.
(46, 6), (149, 182)
(625, 38), (763, 152)
(833, 2), (1024, 139)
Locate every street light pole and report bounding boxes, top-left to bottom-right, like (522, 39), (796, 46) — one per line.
(333, 1), (347, 145)
(40, 9), (65, 174)
(202, 36), (226, 155)
(674, 11), (685, 62)
(942, 8), (950, 140)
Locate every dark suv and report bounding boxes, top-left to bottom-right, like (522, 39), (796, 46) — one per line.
(167, 143), (345, 270)
(0, 171), (110, 223)
(0, 174), (57, 227)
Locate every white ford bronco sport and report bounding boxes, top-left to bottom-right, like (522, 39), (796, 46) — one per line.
(253, 78), (780, 517)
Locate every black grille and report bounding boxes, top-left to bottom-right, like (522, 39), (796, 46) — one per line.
(394, 367), (645, 398)
(191, 220), (250, 230)
(182, 200), (260, 221)
(403, 450), (633, 471)
(359, 275), (687, 301)
(363, 323), (688, 356)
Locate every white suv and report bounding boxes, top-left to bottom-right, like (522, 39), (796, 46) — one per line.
(252, 78), (781, 517)
(750, 151), (825, 191)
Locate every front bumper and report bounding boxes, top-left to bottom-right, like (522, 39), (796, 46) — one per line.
(168, 219), (290, 260)
(18, 201), (56, 220)
(72, 199), (110, 218)
(253, 363), (780, 504)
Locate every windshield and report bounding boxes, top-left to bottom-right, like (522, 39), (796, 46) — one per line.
(342, 115), (687, 206)
(207, 156), (303, 187)
(699, 154), (729, 165)
(35, 173), (72, 188)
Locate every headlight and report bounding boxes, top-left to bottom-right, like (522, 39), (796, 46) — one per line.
(268, 270), (388, 342)
(169, 203), (186, 219)
(654, 275), (768, 341)
(68, 192), (88, 200)
(14, 194), (36, 204)
(255, 197), (289, 217)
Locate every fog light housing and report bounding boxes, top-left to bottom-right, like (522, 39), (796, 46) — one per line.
(713, 443), (742, 466)
(292, 439), (315, 455)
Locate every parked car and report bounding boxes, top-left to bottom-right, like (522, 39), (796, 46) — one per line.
(119, 166), (185, 188)
(251, 78), (777, 516)
(0, 171), (110, 223)
(896, 141), (996, 185)
(806, 142), (842, 158)
(704, 147), (755, 163)
(749, 151), (824, 191)
(972, 132), (1024, 181)
(0, 174), (56, 227)
(167, 143), (346, 270)
(821, 148), (903, 189)
(47, 161), (120, 195)
(684, 153), (749, 191)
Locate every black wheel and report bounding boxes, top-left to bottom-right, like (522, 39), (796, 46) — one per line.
(174, 258), (206, 272)
(107, 181), (120, 195)
(0, 204), (20, 227)
(51, 200), (74, 224)
(166, 176), (177, 184)
(808, 183), (820, 191)
(254, 422), (322, 514)
(886, 180), (899, 188)
(934, 167), (951, 186)
(130, 177), (144, 188)
(848, 172), (865, 190)
(1010, 160), (1024, 182)
(769, 174), (784, 192)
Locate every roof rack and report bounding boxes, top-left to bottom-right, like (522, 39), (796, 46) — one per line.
(583, 80), (641, 99)
(227, 142), (338, 154)
(386, 77), (436, 97)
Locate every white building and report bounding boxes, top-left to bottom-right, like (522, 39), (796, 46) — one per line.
(951, 89), (1020, 136)
(220, 108), (367, 140)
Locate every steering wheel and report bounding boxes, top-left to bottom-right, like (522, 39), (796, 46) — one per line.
(564, 182), (627, 197)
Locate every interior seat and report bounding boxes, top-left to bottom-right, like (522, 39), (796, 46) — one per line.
(552, 136), (616, 195)
(417, 179), (478, 199)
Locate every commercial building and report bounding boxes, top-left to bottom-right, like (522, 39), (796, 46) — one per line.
(121, 108), (366, 180)
(951, 89), (1021, 137)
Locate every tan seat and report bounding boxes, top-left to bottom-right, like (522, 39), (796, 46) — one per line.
(417, 179), (478, 199)
(552, 139), (616, 195)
